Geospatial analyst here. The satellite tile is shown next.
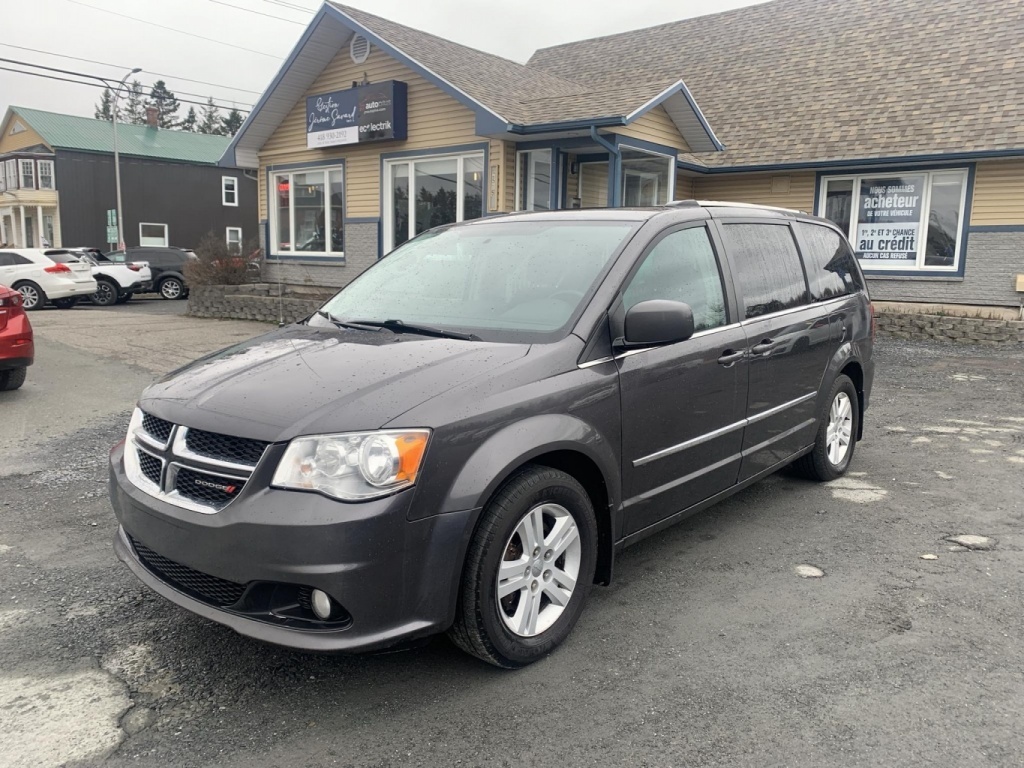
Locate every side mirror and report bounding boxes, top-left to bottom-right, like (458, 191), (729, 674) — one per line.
(621, 300), (695, 347)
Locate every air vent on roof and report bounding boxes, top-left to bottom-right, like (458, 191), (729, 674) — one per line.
(10, 120), (26, 136)
(350, 34), (370, 65)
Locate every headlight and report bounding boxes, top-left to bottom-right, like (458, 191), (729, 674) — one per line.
(271, 430), (430, 501)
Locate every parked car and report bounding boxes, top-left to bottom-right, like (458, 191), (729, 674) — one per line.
(0, 249), (98, 310)
(104, 247), (196, 300)
(0, 283), (33, 391)
(108, 202), (874, 668)
(65, 249), (153, 306)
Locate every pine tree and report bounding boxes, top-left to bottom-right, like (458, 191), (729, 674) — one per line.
(219, 108), (244, 137)
(148, 80), (182, 129)
(122, 80), (147, 125)
(179, 106), (198, 132)
(198, 97), (220, 134)
(94, 88), (117, 121)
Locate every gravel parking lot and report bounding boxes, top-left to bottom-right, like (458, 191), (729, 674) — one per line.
(2, 302), (1023, 768)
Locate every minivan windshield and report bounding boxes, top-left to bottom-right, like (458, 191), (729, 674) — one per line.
(315, 219), (639, 342)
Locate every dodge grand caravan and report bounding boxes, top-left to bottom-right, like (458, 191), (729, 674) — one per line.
(109, 202), (874, 668)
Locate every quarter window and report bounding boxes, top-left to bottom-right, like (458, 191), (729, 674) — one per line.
(516, 149), (552, 211)
(272, 166), (344, 256)
(720, 223), (808, 319)
(623, 227), (727, 332)
(38, 160), (54, 190)
(819, 169), (968, 272)
(19, 160), (34, 189)
(795, 223), (864, 301)
(222, 176), (238, 206)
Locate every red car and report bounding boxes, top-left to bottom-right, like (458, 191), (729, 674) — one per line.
(0, 284), (33, 391)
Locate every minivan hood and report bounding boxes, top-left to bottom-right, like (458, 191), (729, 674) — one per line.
(140, 325), (530, 441)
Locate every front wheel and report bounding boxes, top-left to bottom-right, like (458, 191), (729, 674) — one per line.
(792, 374), (859, 481)
(448, 466), (597, 668)
(92, 278), (119, 307)
(13, 281), (44, 311)
(159, 277), (184, 300)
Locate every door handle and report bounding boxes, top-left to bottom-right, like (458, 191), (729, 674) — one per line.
(750, 338), (775, 356)
(717, 349), (745, 366)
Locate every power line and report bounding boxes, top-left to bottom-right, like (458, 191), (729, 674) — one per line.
(208, 0), (306, 25)
(262, 0), (318, 12)
(64, 0), (285, 60)
(0, 41), (264, 96)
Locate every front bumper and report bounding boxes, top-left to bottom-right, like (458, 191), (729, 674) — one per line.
(109, 442), (477, 652)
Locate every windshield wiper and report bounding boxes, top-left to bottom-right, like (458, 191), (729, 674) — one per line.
(313, 310), (385, 332)
(350, 319), (480, 341)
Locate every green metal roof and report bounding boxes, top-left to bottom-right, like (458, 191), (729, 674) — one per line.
(10, 107), (232, 164)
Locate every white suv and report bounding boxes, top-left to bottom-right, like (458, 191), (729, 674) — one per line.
(0, 249), (98, 310)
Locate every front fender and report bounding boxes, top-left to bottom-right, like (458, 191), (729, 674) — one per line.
(438, 413), (621, 518)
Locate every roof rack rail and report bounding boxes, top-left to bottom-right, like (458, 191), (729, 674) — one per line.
(696, 199), (806, 215)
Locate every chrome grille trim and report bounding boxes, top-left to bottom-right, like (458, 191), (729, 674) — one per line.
(172, 427), (261, 474)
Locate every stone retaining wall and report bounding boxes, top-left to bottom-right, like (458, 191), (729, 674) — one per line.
(876, 311), (1024, 344)
(187, 284), (333, 325)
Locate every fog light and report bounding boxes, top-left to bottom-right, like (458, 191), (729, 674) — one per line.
(310, 589), (333, 620)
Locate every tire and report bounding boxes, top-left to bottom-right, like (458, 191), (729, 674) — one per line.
(0, 367), (27, 391)
(13, 281), (44, 311)
(115, 292), (133, 305)
(159, 277), (184, 300)
(53, 297), (80, 310)
(792, 374), (859, 482)
(91, 278), (120, 307)
(448, 465), (598, 668)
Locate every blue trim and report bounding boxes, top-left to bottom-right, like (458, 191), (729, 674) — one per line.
(673, 83), (725, 152)
(622, 80), (724, 152)
(267, 157), (347, 172)
(378, 142), (489, 162)
(514, 136), (604, 151)
(474, 112), (508, 137)
(550, 148), (561, 210)
(613, 135), (680, 158)
(507, 116), (626, 135)
(346, 217), (381, 224)
(590, 128), (621, 208)
(268, 254), (347, 264)
(680, 148), (1024, 175)
(560, 152), (570, 209)
(969, 224), (1024, 233)
(575, 153), (609, 164)
(265, 158), (347, 263)
(813, 162), (976, 280)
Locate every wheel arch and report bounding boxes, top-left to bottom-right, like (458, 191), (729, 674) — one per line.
(823, 344), (866, 441)
(839, 359), (865, 440)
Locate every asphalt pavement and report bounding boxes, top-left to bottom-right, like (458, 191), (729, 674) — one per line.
(1, 301), (1023, 767)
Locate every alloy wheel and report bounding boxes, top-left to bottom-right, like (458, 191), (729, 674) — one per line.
(160, 279), (182, 299)
(826, 391), (853, 465)
(496, 503), (581, 637)
(18, 284), (40, 310)
(93, 281), (117, 306)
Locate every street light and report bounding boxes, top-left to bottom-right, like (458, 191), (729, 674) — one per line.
(111, 67), (142, 251)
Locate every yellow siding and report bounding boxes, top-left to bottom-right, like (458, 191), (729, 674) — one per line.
(258, 46), (480, 219)
(970, 161), (1024, 225)
(0, 116), (50, 153)
(493, 139), (515, 213)
(692, 172), (816, 212)
(675, 174), (695, 200)
(580, 162), (608, 208)
(608, 107), (690, 153)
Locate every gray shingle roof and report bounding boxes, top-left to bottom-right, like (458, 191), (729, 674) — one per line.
(528, 0), (1024, 167)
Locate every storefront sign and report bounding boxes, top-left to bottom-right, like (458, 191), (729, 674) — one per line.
(855, 175), (924, 265)
(306, 81), (407, 149)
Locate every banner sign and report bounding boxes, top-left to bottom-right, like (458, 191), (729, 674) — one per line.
(306, 81), (407, 149)
(855, 175), (925, 265)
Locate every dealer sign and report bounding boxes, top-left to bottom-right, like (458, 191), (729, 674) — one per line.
(306, 80), (408, 149)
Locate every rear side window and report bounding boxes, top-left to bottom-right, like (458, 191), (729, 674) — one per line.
(44, 251), (81, 264)
(0, 252), (32, 265)
(719, 223), (808, 319)
(795, 222), (864, 300)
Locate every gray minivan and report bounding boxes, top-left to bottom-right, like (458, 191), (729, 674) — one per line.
(108, 201), (874, 668)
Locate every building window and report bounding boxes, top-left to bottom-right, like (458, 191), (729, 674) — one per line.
(43, 214), (55, 247)
(516, 149), (552, 211)
(139, 223), (168, 247)
(620, 148), (674, 206)
(19, 160), (35, 189)
(226, 227), (242, 254)
(384, 152), (484, 252)
(222, 176), (238, 207)
(819, 169), (969, 272)
(272, 166), (344, 256)
(38, 160), (54, 190)
(4, 160), (17, 190)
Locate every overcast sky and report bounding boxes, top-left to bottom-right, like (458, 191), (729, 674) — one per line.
(1, 0), (766, 121)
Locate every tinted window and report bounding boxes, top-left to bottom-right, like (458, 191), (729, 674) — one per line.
(44, 251), (81, 264)
(623, 226), (727, 332)
(720, 223), (808, 319)
(106, 251), (127, 263)
(795, 222), (864, 300)
(0, 252), (31, 266)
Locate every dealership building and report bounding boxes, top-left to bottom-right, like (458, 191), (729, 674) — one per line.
(222, 0), (1024, 307)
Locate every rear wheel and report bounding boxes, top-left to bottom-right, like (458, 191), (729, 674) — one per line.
(448, 466), (597, 668)
(13, 281), (44, 311)
(53, 297), (80, 310)
(792, 374), (859, 481)
(92, 278), (119, 307)
(0, 367), (27, 391)
(159, 277), (184, 300)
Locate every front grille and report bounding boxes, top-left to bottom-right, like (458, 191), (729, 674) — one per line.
(174, 467), (244, 510)
(185, 428), (269, 467)
(137, 450), (163, 486)
(141, 412), (173, 444)
(130, 534), (246, 607)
